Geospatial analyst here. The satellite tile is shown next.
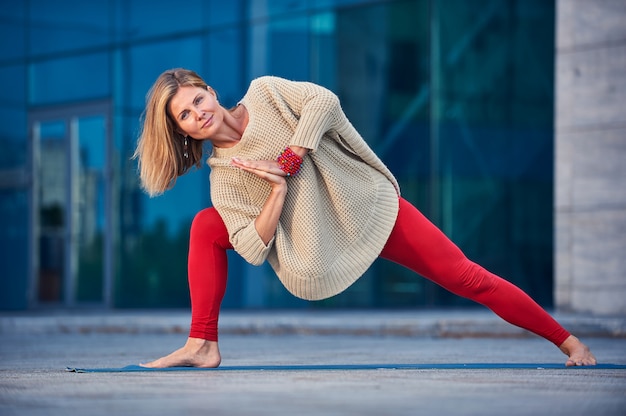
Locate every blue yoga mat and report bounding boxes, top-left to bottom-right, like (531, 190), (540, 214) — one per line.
(66, 363), (626, 373)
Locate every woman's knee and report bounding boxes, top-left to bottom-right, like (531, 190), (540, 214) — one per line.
(443, 261), (498, 299)
(190, 208), (229, 242)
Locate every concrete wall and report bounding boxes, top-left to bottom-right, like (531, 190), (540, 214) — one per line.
(555, 0), (626, 315)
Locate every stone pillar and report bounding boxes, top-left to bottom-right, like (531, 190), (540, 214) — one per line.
(555, 0), (626, 315)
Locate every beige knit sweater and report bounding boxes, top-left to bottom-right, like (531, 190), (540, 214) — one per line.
(207, 76), (400, 300)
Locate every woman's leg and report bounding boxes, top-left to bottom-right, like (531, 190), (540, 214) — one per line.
(188, 207), (232, 341)
(380, 198), (596, 365)
(141, 208), (232, 368)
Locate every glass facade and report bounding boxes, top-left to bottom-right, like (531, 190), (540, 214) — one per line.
(0, 0), (555, 310)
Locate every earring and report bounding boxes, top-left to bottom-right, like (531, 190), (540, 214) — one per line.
(183, 135), (189, 159)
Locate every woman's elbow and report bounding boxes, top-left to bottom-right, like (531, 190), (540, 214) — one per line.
(243, 252), (269, 266)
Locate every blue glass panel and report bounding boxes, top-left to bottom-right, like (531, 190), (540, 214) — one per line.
(75, 115), (107, 302)
(143, 171), (209, 237)
(0, 64), (26, 106)
(249, 17), (310, 80)
(128, 37), (203, 110)
(30, 53), (109, 105)
(249, 0), (307, 19)
(432, 0), (555, 306)
(116, 165), (209, 307)
(125, 0), (204, 40)
(324, 0), (368, 7)
(0, 190), (29, 310)
(0, 64), (26, 168)
(208, 0), (244, 26)
(28, 0), (110, 55)
(207, 28), (244, 107)
(310, 12), (337, 90)
(37, 120), (67, 304)
(0, 3), (27, 61)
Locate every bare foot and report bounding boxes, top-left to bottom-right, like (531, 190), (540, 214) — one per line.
(559, 335), (597, 366)
(140, 337), (221, 368)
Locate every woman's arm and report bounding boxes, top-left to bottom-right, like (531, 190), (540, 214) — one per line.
(256, 76), (341, 153)
(230, 144), (307, 245)
(230, 156), (291, 245)
(288, 145), (309, 159)
(254, 182), (287, 245)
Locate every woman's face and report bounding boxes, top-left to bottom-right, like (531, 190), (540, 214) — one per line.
(169, 85), (220, 140)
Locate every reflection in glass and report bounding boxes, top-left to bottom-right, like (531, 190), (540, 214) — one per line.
(126, 0), (204, 39)
(248, 0), (307, 19)
(0, 190), (28, 309)
(0, 65), (27, 169)
(431, 0), (555, 306)
(129, 38), (203, 110)
(37, 120), (66, 303)
(34, 114), (109, 305)
(208, 0), (244, 26)
(310, 12), (337, 90)
(74, 116), (107, 302)
(249, 16), (310, 80)
(207, 28), (244, 106)
(30, 54), (109, 105)
(28, 0), (109, 55)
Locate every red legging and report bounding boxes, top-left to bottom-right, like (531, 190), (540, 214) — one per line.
(187, 198), (570, 346)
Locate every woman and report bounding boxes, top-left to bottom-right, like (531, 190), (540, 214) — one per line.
(134, 68), (596, 368)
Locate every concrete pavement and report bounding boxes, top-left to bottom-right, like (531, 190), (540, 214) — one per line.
(1, 309), (625, 415)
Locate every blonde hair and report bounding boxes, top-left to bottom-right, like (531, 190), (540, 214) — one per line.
(134, 68), (208, 196)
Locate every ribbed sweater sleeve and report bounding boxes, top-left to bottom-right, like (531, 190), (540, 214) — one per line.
(256, 77), (341, 152)
(232, 223), (275, 265)
(209, 166), (275, 266)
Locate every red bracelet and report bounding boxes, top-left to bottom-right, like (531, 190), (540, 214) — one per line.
(276, 147), (303, 176)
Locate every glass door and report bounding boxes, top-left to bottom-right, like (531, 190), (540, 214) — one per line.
(29, 102), (112, 307)
(34, 119), (67, 303)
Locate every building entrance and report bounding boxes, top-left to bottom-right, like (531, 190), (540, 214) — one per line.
(29, 101), (113, 307)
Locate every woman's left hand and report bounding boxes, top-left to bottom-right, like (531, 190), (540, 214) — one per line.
(230, 157), (288, 245)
